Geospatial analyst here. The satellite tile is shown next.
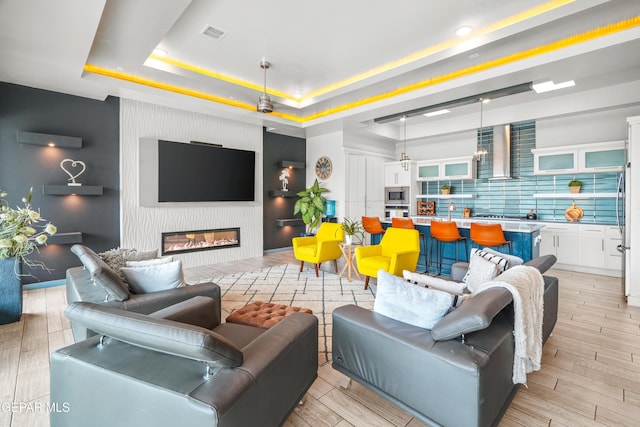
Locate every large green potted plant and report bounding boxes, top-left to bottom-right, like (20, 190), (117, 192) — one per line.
(0, 188), (57, 324)
(294, 179), (329, 234)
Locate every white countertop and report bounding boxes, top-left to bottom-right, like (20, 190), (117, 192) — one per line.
(383, 216), (547, 233)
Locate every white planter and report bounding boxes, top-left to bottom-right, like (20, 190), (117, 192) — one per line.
(345, 235), (353, 245)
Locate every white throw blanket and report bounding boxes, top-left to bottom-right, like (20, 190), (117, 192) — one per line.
(476, 265), (545, 384)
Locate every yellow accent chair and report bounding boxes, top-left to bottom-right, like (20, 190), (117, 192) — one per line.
(355, 227), (420, 289)
(292, 222), (344, 277)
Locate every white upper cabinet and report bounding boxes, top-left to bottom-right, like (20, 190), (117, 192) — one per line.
(532, 140), (625, 175)
(384, 161), (412, 187)
(579, 141), (626, 172)
(416, 156), (475, 181)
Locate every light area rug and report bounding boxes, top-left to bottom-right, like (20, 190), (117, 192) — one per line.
(194, 263), (376, 365)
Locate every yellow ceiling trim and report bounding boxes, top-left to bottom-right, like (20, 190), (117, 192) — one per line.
(301, 0), (576, 101)
(148, 54), (291, 100)
(84, 15), (639, 124)
(303, 14), (640, 122)
(83, 64), (303, 121)
(149, 0), (574, 103)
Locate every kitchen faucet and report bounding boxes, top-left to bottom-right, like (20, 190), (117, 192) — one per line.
(447, 200), (456, 222)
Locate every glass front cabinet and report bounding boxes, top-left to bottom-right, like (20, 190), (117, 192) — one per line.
(532, 141), (625, 175)
(416, 157), (475, 181)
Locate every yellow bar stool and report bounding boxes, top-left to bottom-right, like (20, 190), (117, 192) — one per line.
(428, 220), (468, 275)
(469, 222), (512, 253)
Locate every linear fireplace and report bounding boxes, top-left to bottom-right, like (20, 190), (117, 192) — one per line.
(161, 227), (240, 255)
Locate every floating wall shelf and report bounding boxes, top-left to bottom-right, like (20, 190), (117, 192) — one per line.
(42, 185), (103, 196)
(277, 160), (305, 169)
(17, 131), (82, 148)
(47, 232), (83, 245)
(416, 194), (476, 199)
(269, 190), (297, 198)
(276, 218), (305, 227)
(533, 192), (618, 199)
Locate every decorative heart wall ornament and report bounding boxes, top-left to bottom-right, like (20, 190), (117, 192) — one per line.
(60, 159), (86, 186)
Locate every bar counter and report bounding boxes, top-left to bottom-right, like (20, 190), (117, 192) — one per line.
(380, 216), (543, 275)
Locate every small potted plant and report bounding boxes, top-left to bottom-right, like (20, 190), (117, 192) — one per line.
(441, 184), (451, 195)
(340, 217), (365, 245)
(568, 180), (582, 194)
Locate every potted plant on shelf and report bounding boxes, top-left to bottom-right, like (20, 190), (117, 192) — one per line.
(568, 180), (582, 194)
(294, 179), (329, 235)
(0, 188), (57, 324)
(340, 217), (365, 245)
(441, 184), (451, 195)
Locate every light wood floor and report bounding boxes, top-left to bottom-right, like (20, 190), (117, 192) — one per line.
(2, 251), (639, 426)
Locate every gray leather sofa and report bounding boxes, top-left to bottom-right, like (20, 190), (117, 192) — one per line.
(50, 296), (318, 427)
(67, 244), (221, 341)
(332, 255), (558, 427)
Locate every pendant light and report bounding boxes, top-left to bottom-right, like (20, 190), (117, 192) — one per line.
(475, 98), (488, 164)
(256, 60), (274, 113)
(400, 116), (411, 171)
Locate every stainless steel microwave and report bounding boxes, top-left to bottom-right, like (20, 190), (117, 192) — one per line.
(385, 187), (409, 204)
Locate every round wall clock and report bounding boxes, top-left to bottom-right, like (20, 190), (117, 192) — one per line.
(315, 156), (333, 180)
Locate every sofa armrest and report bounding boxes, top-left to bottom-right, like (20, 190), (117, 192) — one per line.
(524, 254), (557, 274)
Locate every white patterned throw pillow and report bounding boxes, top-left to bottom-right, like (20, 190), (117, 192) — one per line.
(463, 248), (507, 292)
(374, 270), (454, 329)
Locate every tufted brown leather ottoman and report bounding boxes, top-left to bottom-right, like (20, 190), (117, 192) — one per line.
(225, 301), (313, 329)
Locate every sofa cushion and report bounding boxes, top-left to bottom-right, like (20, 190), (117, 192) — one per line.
(98, 247), (158, 281)
(463, 251), (502, 292)
(374, 270), (453, 330)
(402, 270), (466, 295)
(65, 301), (243, 367)
(120, 260), (185, 294)
(124, 256), (173, 268)
(482, 247), (524, 268)
(70, 244), (130, 301)
(431, 287), (513, 341)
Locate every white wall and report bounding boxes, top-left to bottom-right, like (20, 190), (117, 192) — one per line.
(401, 106), (640, 162)
(120, 99), (263, 268)
(537, 105), (640, 148)
(306, 131), (346, 219)
(407, 130), (477, 161)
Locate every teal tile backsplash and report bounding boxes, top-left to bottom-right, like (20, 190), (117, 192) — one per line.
(420, 120), (623, 224)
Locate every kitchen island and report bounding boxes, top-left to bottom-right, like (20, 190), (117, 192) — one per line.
(381, 216), (545, 275)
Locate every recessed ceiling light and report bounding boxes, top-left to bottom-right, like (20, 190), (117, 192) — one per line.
(424, 109), (451, 117)
(532, 80), (576, 93)
(456, 26), (472, 37)
(152, 48), (167, 57)
(468, 53), (480, 59)
(482, 98), (491, 104)
(399, 116), (406, 122)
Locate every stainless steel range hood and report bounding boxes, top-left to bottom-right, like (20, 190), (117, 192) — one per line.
(489, 124), (512, 180)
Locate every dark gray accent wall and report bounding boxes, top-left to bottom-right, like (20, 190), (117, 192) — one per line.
(263, 129), (306, 250)
(0, 83), (120, 283)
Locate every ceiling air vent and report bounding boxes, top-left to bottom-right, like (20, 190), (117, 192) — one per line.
(201, 25), (227, 40)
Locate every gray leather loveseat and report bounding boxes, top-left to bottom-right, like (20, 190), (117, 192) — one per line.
(66, 244), (221, 341)
(50, 295), (318, 427)
(332, 255), (558, 427)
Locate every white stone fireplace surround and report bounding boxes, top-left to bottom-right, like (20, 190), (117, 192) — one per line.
(120, 99), (263, 268)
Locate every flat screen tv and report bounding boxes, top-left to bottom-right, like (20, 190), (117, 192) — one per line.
(158, 140), (255, 202)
